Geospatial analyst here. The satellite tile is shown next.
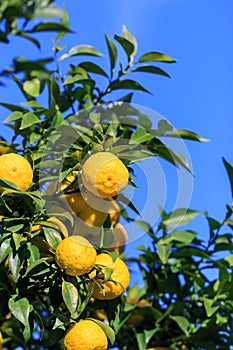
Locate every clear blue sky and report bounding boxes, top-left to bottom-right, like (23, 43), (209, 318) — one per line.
(1, 0), (233, 283)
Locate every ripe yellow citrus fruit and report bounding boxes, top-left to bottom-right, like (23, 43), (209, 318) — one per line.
(63, 191), (89, 214)
(0, 153), (33, 192)
(0, 331), (2, 350)
(55, 236), (96, 276)
(63, 320), (108, 350)
(81, 152), (129, 198)
(107, 223), (128, 253)
(78, 205), (108, 227)
(90, 253), (130, 300)
(65, 190), (120, 227)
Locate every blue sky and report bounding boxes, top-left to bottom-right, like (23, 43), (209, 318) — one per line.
(1, 0), (233, 284)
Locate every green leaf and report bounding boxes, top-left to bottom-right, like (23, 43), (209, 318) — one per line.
(62, 280), (79, 317)
(161, 230), (196, 245)
(122, 25), (137, 52)
(118, 194), (141, 216)
(118, 149), (153, 163)
(15, 31), (41, 49)
(20, 112), (40, 130)
(28, 244), (40, 263)
(110, 79), (151, 94)
(222, 157), (233, 199)
(4, 111), (23, 122)
(0, 103), (25, 112)
(157, 119), (173, 134)
(0, 238), (12, 263)
(79, 62), (108, 77)
(136, 331), (146, 350)
(131, 65), (170, 78)
(162, 208), (200, 227)
(30, 22), (73, 33)
(63, 75), (95, 87)
(138, 51), (176, 63)
(8, 297), (32, 342)
(203, 297), (220, 317)
(87, 318), (115, 346)
(55, 6), (70, 43)
(23, 78), (41, 97)
(43, 227), (62, 250)
(156, 243), (171, 264)
(130, 126), (153, 144)
(8, 250), (21, 282)
(170, 315), (190, 336)
(166, 129), (210, 142)
(60, 45), (103, 61)
(105, 33), (117, 74)
(114, 35), (135, 64)
(25, 257), (51, 276)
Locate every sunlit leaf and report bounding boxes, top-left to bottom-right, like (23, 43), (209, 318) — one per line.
(60, 45), (103, 61)
(20, 112), (40, 130)
(138, 51), (176, 63)
(166, 129), (210, 142)
(8, 297), (32, 341)
(23, 78), (41, 97)
(203, 297), (220, 317)
(62, 280), (79, 317)
(162, 208), (200, 227)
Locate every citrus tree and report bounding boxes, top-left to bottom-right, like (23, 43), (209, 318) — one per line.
(0, 1), (233, 349)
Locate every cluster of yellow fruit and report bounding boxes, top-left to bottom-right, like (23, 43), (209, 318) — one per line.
(49, 151), (129, 251)
(51, 152), (130, 349)
(0, 151), (131, 350)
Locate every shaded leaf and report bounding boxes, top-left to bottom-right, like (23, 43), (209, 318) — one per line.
(114, 35), (135, 64)
(222, 157), (233, 199)
(79, 62), (108, 77)
(105, 33), (117, 74)
(30, 22), (73, 33)
(170, 315), (190, 336)
(0, 103), (25, 112)
(110, 79), (151, 94)
(131, 65), (170, 78)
